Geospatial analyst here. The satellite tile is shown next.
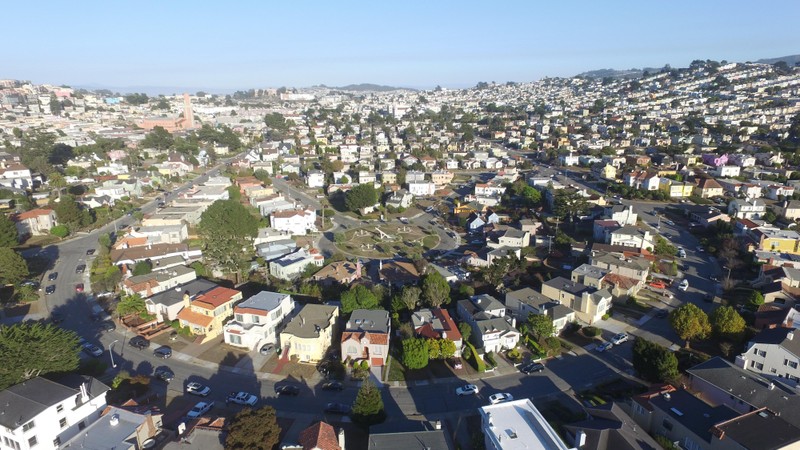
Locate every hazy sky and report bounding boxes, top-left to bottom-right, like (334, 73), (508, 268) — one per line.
(4, 0), (799, 92)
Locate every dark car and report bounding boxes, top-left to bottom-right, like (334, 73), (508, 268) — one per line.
(704, 293), (714, 303)
(274, 385), (300, 396)
(75, 264), (86, 274)
(324, 403), (351, 415)
(129, 336), (150, 349)
(86, 249), (95, 256)
(520, 362), (545, 374)
(154, 368), (174, 383)
(655, 309), (669, 319)
(321, 381), (343, 391)
(48, 272), (58, 281)
(99, 321), (116, 332)
(153, 345), (172, 359)
(45, 285), (56, 295)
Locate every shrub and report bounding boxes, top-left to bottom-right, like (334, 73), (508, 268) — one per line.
(484, 352), (497, 368)
(50, 225), (69, 238)
(465, 342), (485, 372)
(602, 313), (610, 320)
(583, 326), (602, 337)
(506, 348), (522, 363)
(543, 336), (561, 356)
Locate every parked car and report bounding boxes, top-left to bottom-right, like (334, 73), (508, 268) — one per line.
(154, 368), (174, 382)
(275, 385), (300, 396)
(21, 280), (40, 290)
(45, 285), (56, 295)
(129, 336), (150, 350)
(489, 393), (514, 404)
(75, 264), (86, 274)
(153, 346), (172, 359)
(186, 382), (211, 397)
(86, 249), (96, 256)
(611, 333), (629, 345)
(75, 283), (84, 293)
(648, 281), (667, 290)
(48, 272), (58, 281)
(595, 342), (614, 352)
(82, 343), (103, 357)
(186, 401), (214, 419)
(704, 294), (715, 303)
(655, 309), (669, 319)
(677, 248), (686, 258)
(664, 220), (675, 226)
(321, 381), (344, 391)
(678, 279), (689, 291)
(99, 321), (116, 332)
(324, 402), (351, 415)
(456, 384), (479, 396)
(226, 391), (258, 406)
(520, 362), (545, 374)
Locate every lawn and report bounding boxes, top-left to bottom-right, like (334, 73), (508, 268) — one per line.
(334, 223), (436, 258)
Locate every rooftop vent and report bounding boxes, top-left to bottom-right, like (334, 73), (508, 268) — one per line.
(110, 414), (119, 426)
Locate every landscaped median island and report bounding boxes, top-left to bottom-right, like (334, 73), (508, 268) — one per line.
(333, 223), (439, 259)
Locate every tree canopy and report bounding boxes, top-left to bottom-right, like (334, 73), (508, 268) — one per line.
(345, 183), (379, 212)
(632, 337), (678, 382)
(351, 378), (385, 427)
(552, 189), (590, 222)
(341, 285), (380, 314)
(397, 285), (421, 311)
(402, 338), (429, 369)
(0, 214), (18, 247)
(53, 194), (91, 232)
(523, 314), (556, 341)
(132, 261), (153, 276)
(0, 248), (29, 285)
(116, 294), (146, 316)
(422, 270), (450, 308)
(0, 322), (80, 390)
(225, 406), (281, 450)
(198, 200), (259, 276)
(670, 303), (711, 348)
(141, 126), (174, 150)
(710, 305), (746, 339)
(458, 322), (473, 344)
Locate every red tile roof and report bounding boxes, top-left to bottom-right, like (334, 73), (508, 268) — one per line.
(15, 208), (53, 220)
(298, 421), (341, 450)
(192, 286), (240, 309)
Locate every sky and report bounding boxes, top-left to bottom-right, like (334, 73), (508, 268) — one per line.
(4, 0), (799, 93)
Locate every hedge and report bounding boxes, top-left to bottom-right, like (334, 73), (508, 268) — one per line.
(484, 352), (497, 368)
(465, 342), (485, 372)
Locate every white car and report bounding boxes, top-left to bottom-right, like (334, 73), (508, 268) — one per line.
(81, 343), (103, 357)
(226, 391), (258, 406)
(186, 382), (211, 397)
(489, 393), (514, 404)
(595, 342), (614, 352)
(610, 333), (629, 345)
(456, 384), (479, 396)
(678, 279), (689, 291)
(186, 401), (214, 419)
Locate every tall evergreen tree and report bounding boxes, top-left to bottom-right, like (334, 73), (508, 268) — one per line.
(0, 248), (29, 285)
(351, 378), (385, 427)
(225, 406), (281, 450)
(0, 214), (18, 247)
(0, 322), (80, 389)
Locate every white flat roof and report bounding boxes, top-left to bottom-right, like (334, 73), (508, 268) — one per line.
(480, 399), (574, 450)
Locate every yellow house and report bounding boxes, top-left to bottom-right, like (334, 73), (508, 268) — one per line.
(177, 286), (242, 339)
(278, 304), (339, 363)
(756, 229), (800, 255)
(660, 179), (694, 198)
(598, 164), (617, 180)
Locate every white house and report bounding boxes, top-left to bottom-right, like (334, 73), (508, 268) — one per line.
(223, 291), (295, 350)
(269, 247), (324, 280)
(728, 199), (766, 220)
(714, 165), (741, 178)
(306, 171), (325, 188)
(408, 181), (436, 196)
(735, 327), (800, 384)
(0, 376), (110, 450)
(0, 162), (33, 189)
(270, 209), (317, 235)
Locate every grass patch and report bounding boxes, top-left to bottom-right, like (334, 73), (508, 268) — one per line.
(386, 355), (407, 382)
(422, 234), (439, 249)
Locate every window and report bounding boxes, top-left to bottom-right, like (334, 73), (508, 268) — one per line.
(27, 436), (37, 447)
(59, 418), (67, 428)
(790, 361), (798, 369)
(374, 346), (382, 355)
(22, 421), (35, 432)
(757, 362), (764, 370)
(229, 335), (241, 345)
(56, 404), (63, 413)
(235, 314), (244, 322)
(53, 438), (61, 447)
(347, 346), (357, 355)
(758, 350), (767, 357)
(252, 315), (260, 324)
(78, 421), (86, 431)
(662, 419), (673, 431)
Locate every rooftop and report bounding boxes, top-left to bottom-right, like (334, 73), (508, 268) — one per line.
(281, 304), (338, 339)
(480, 399), (573, 450)
(346, 309), (390, 333)
(234, 291), (291, 314)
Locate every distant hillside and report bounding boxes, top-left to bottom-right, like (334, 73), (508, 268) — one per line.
(757, 54), (800, 66)
(334, 83), (416, 92)
(575, 68), (647, 80)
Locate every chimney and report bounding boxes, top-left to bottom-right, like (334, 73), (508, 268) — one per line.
(337, 428), (346, 449)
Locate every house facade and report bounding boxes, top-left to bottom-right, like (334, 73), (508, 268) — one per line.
(279, 304), (339, 363)
(341, 309), (391, 367)
(270, 209), (317, 235)
(176, 286), (242, 339)
(223, 291), (295, 350)
(14, 208), (58, 237)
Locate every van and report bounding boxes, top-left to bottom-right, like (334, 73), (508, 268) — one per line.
(678, 279), (689, 291)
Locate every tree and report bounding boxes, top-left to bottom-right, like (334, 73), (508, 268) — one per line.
(0, 322), (80, 390)
(526, 314), (556, 341)
(458, 322), (473, 344)
(198, 200), (259, 277)
(427, 338), (441, 360)
(124, 93), (149, 105)
(117, 294), (146, 316)
(352, 378), (385, 426)
(226, 185), (242, 202)
(439, 339), (457, 359)
(632, 337), (678, 382)
(398, 286), (421, 311)
(341, 284), (380, 314)
(552, 189), (589, 222)
(225, 406), (281, 450)
(98, 232), (112, 251)
(653, 236), (677, 256)
(521, 185), (542, 206)
(263, 113), (291, 140)
(422, 271), (451, 308)
(54, 194), (88, 231)
(670, 303), (711, 348)
(141, 126), (173, 150)
(710, 306), (746, 339)
(132, 260), (153, 276)
(748, 290), (765, 308)
(0, 248), (29, 285)
(402, 338), (429, 369)
(0, 214), (18, 247)
(345, 183), (378, 212)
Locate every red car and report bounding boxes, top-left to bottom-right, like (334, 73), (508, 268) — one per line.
(75, 283), (84, 292)
(648, 281), (666, 290)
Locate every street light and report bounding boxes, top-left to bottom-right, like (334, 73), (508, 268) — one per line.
(109, 340), (119, 368)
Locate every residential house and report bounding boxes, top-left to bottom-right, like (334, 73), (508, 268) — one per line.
(177, 286), (242, 339)
(385, 189), (413, 209)
(223, 291), (295, 350)
(714, 165), (741, 178)
(571, 264), (608, 289)
(608, 226), (654, 251)
(541, 277), (612, 324)
(279, 304), (339, 363)
(306, 170), (325, 188)
(684, 205), (732, 228)
(297, 421), (344, 450)
(486, 228), (530, 249)
(368, 421), (455, 450)
(269, 247), (324, 280)
(479, 399), (573, 450)
(13, 208), (57, 237)
(270, 209), (317, 236)
(767, 184), (795, 200)
(457, 295), (519, 353)
(728, 198), (766, 220)
(752, 228), (800, 255)
(412, 308), (463, 350)
(0, 375), (110, 450)
(781, 200), (800, 221)
(754, 303), (800, 330)
(659, 179), (695, 198)
(156, 153), (195, 177)
(0, 162), (33, 189)
(379, 260), (421, 287)
(122, 265), (196, 298)
(563, 403), (661, 450)
(341, 309), (391, 367)
(59, 406), (163, 450)
(592, 163), (617, 181)
(145, 279), (218, 322)
(735, 327), (800, 383)
(431, 170), (454, 187)
(694, 177), (725, 198)
(408, 181), (436, 196)
(311, 260), (361, 286)
(624, 171), (660, 190)
(504, 287), (576, 334)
